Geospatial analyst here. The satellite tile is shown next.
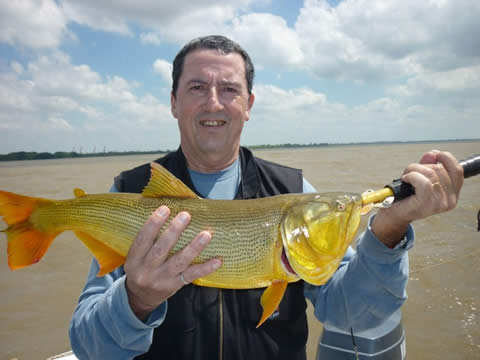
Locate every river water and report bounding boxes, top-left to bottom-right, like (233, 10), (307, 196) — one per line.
(0, 141), (478, 359)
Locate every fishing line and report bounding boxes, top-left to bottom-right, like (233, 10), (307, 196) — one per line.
(350, 327), (360, 360)
(477, 209), (479, 232)
(411, 248), (480, 275)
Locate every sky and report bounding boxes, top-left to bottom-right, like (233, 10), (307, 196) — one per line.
(0, 0), (479, 154)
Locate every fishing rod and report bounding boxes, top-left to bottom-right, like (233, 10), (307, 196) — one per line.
(361, 154), (480, 206)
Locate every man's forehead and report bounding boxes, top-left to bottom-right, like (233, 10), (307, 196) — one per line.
(182, 49), (246, 79)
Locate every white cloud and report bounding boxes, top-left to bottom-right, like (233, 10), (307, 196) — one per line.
(152, 59), (173, 86)
(0, 52), (174, 153)
(296, 0), (480, 81)
(10, 61), (24, 75)
(59, 0), (253, 42)
(230, 13), (303, 67)
(0, 0), (68, 48)
(60, 1), (132, 36)
(3, 0), (478, 86)
(0, 0), (479, 152)
(140, 32), (162, 45)
(47, 117), (73, 131)
(388, 65), (480, 96)
(254, 85), (327, 111)
(244, 83), (480, 146)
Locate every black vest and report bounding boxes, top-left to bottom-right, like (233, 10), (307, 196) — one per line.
(115, 147), (308, 360)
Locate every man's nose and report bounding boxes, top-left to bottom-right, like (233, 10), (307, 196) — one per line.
(205, 87), (224, 112)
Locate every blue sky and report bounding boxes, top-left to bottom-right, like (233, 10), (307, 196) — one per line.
(0, 0), (479, 153)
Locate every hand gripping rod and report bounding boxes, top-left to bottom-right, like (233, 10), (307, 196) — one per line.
(362, 154), (480, 205)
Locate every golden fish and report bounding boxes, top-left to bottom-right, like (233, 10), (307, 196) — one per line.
(0, 163), (363, 327)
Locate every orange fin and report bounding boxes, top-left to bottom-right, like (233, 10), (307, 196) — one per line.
(0, 190), (58, 270)
(0, 190), (49, 225)
(6, 223), (59, 270)
(74, 231), (125, 276)
(142, 163), (199, 199)
(256, 280), (288, 328)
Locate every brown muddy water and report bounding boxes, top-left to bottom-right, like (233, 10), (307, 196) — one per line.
(0, 141), (479, 360)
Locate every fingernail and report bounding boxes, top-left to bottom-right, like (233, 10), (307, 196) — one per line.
(212, 259), (222, 269)
(157, 206), (168, 217)
(199, 232), (211, 245)
(178, 212), (190, 224)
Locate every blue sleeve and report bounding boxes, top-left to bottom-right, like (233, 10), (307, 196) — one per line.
(302, 177), (414, 331)
(69, 184), (167, 359)
(304, 215), (414, 331)
(302, 177), (316, 193)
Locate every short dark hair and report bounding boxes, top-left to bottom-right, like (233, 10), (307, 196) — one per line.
(171, 35), (255, 96)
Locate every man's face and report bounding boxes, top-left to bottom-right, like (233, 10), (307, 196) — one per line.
(171, 49), (254, 162)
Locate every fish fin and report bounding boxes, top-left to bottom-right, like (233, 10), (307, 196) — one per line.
(0, 190), (49, 225)
(256, 280), (288, 328)
(6, 223), (59, 270)
(74, 188), (87, 198)
(142, 162), (199, 199)
(74, 231), (125, 276)
(0, 190), (58, 270)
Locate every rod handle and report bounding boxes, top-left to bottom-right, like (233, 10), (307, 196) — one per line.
(387, 154), (480, 202)
(462, 154), (480, 179)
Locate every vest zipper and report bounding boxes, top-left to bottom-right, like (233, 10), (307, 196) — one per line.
(219, 289), (224, 360)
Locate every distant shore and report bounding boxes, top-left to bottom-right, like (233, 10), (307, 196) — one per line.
(1, 139), (477, 162)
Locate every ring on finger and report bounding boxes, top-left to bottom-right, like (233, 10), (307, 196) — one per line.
(432, 181), (442, 190)
(179, 272), (189, 285)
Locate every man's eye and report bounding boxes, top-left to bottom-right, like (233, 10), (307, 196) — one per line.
(224, 87), (237, 93)
(190, 85), (203, 91)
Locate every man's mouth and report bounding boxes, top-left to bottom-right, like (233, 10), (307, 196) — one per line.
(200, 120), (226, 127)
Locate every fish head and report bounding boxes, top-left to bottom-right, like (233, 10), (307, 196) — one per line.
(280, 193), (362, 285)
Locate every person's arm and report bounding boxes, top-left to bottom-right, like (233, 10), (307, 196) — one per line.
(69, 260), (167, 359)
(371, 151), (463, 248)
(304, 216), (413, 331)
(303, 177), (411, 330)
(69, 185), (221, 359)
(304, 150), (462, 331)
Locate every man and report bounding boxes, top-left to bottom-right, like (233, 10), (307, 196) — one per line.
(69, 35), (464, 359)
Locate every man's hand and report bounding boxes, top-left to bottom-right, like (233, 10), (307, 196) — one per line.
(372, 150), (464, 248)
(124, 206), (222, 321)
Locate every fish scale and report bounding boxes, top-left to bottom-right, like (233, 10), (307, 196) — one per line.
(30, 192), (295, 288)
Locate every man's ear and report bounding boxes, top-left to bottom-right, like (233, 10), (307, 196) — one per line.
(245, 93), (255, 121)
(171, 92), (177, 118)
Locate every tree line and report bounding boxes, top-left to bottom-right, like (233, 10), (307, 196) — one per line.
(0, 150), (169, 162)
(0, 144), (330, 162)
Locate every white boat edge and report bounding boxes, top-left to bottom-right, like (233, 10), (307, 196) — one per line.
(46, 351), (78, 360)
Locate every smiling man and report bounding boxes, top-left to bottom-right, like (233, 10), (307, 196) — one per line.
(69, 35), (464, 360)
(171, 46), (254, 172)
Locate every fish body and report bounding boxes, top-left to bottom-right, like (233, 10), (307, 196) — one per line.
(0, 163), (362, 326)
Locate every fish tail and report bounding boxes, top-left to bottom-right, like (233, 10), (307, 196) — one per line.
(0, 190), (58, 270)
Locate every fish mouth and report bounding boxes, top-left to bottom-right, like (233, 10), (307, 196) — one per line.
(281, 247), (297, 275)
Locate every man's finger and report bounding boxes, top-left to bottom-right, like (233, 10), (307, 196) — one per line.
(436, 151), (464, 192)
(168, 231), (212, 274)
(127, 206), (170, 263)
(147, 211), (191, 265)
(180, 258), (222, 285)
(419, 150), (438, 165)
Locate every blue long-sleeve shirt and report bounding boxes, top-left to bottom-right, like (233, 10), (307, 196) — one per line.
(69, 161), (414, 359)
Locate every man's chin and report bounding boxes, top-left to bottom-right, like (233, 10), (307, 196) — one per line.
(197, 140), (237, 156)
